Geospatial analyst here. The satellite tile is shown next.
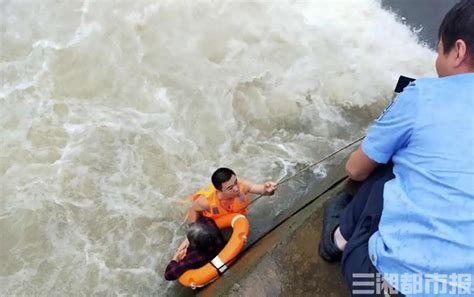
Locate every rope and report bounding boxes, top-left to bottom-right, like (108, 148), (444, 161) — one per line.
(179, 134), (364, 227)
(243, 135), (364, 210)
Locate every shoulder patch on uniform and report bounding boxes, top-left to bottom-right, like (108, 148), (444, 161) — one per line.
(404, 81), (416, 90)
(394, 75), (416, 93)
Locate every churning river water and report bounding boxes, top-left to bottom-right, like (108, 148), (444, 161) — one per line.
(1, 0), (436, 295)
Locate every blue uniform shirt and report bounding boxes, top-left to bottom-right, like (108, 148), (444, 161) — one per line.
(363, 73), (474, 296)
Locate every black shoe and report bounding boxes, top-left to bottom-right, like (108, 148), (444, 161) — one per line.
(319, 192), (353, 262)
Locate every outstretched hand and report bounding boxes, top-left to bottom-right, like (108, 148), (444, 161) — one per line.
(172, 238), (189, 261)
(172, 248), (187, 262)
(263, 182), (278, 195)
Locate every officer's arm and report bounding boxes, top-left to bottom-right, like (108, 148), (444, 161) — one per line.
(188, 196), (209, 223)
(345, 146), (379, 181)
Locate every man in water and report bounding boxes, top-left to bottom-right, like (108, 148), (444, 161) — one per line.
(189, 167), (277, 221)
(319, 1), (474, 296)
(175, 167), (277, 266)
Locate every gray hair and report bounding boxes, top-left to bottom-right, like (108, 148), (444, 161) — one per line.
(187, 222), (219, 252)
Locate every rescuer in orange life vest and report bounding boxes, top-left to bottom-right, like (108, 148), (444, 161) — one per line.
(174, 167), (278, 258)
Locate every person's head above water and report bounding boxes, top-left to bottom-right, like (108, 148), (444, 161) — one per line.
(436, 0), (474, 77)
(211, 167), (240, 198)
(186, 222), (220, 253)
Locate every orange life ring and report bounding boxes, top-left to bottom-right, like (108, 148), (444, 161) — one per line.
(178, 213), (250, 288)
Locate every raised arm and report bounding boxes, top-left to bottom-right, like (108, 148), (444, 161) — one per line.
(188, 195), (209, 223)
(240, 179), (278, 196)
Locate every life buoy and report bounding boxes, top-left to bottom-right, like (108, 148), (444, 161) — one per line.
(178, 213), (250, 288)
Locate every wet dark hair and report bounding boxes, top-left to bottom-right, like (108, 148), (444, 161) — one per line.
(186, 222), (220, 253)
(438, 0), (474, 63)
(211, 167), (235, 191)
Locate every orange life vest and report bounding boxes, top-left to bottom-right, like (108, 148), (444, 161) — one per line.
(191, 183), (250, 219)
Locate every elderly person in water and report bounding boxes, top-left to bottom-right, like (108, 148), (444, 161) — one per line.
(164, 217), (225, 281)
(165, 167), (278, 280)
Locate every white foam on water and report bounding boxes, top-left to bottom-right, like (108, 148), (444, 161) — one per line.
(0, 0), (436, 295)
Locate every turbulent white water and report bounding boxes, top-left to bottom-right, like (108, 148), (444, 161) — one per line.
(1, 0), (435, 295)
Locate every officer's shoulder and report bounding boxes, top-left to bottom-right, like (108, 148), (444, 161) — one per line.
(404, 77), (441, 90)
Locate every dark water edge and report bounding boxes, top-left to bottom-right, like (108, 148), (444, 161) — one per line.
(381, 0), (459, 50)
